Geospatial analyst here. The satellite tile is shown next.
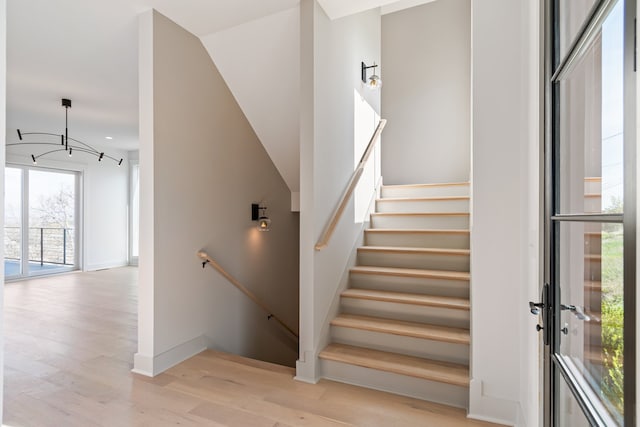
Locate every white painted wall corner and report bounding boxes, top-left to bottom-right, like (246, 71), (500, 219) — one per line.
(468, 379), (519, 426)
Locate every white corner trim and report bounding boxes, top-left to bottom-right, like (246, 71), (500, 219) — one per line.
(294, 350), (319, 383)
(468, 379), (518, 426)
(291, 191), (300, 212)
(131, 335), (208, 377)
(515, 403), (528, 427)
(132, 352), (154, 377)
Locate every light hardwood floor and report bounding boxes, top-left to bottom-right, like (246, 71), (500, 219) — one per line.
(4, 267), (503, 426)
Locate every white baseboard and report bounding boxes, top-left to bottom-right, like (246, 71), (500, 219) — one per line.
(468, 379), (518, 426)
(131, 335), (209, 377)
(85, 260), (129, 271)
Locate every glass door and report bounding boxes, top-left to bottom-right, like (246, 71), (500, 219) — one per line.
(28, 168), (78, 276)
(4, 165), (80, 279)
(539, 0), (636, 425)
(4, 167), (23, 278)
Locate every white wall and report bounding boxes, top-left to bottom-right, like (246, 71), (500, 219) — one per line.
(201, 7), (301, 199)
(297, 0), (381, 382)
(83, 156), (129, 270)
(5, 148), (129, 272)
(470, 0), (540, 425)
(0, 0), (6, 421)
(381, 0), (470, 185)
(135, 10), (299, 376)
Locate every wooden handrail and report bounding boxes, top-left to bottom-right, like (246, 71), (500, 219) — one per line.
(315, 119), (387, 251)
(197, 251), (299, 340)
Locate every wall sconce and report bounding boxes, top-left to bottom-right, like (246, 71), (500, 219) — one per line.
(361, 62), (382, 90)
(251, 203), (271, 232)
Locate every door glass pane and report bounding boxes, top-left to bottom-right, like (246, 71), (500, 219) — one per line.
(558, 0), (623, 215)
(5, 167), (22, 278)
(558, 378), (593, 427)
(28, 169), (76, 275)
(558, 0), (599, 58)
(557, 221), (623, 424)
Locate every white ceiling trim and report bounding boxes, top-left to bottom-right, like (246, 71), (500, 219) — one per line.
(317, 0), (435, 20)
(381, 0), (437, 15)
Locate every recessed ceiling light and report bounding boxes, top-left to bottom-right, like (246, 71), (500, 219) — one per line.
(105, 136), (113, 140)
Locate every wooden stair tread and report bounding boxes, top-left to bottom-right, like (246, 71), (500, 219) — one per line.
(359, 246), (470, 256)
(341, 288), (470, 310)
(377, 196), (470, 202)
(371, 212), (470, 217)
(319, 343), (469, 387)
(350, 265), (470, 281)
(365, 228), (470, 235)
(382, 182), (470, 189)
(331, 314), (469, 344)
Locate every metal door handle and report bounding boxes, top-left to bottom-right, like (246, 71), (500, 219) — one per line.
(561, 304), (590, 321)
(529, 301), (544, 315)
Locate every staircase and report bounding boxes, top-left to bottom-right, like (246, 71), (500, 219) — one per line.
(319, 182), (471, 408)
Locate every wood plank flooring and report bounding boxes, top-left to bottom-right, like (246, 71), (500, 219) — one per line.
(4, 267), (503, 426)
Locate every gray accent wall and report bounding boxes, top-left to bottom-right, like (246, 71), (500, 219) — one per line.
(138, 10), (299, 371)
(381, 0), (470, 185)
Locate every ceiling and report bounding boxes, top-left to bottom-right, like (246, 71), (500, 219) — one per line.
(6, 0), (299, 152)
(6, 0), (431, 153)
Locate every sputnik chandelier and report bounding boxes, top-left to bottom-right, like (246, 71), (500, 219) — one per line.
(7, 98), (124, 166)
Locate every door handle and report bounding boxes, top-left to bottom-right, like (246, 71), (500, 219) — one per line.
(561, 304), (590, 321)
(530, 283), (550, 345)
(529, 301), (544, 315)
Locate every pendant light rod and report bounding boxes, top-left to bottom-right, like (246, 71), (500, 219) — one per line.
(63, 98), (70, 151)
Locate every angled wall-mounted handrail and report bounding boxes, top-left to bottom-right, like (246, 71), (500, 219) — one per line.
(315, 118), (387, 251)
(197, 251), (299, 341)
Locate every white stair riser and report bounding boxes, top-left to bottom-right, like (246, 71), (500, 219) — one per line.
(585, 287), (602, 311)
(585, 261), (601, 281)
(584, 195), (601, 213)
(358, 251), (470, 272)
(584, 179), (601, 195)
(320, 360), (468, 409)
(340, 298), (470, 329)
(371, 215), (469, 230)
(376, 199), (469, 213)
(331, 327), (469, 364)
(381, 185), (469, 199)
(350, 273), (470, 298)
(365, 231), (470, 249)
